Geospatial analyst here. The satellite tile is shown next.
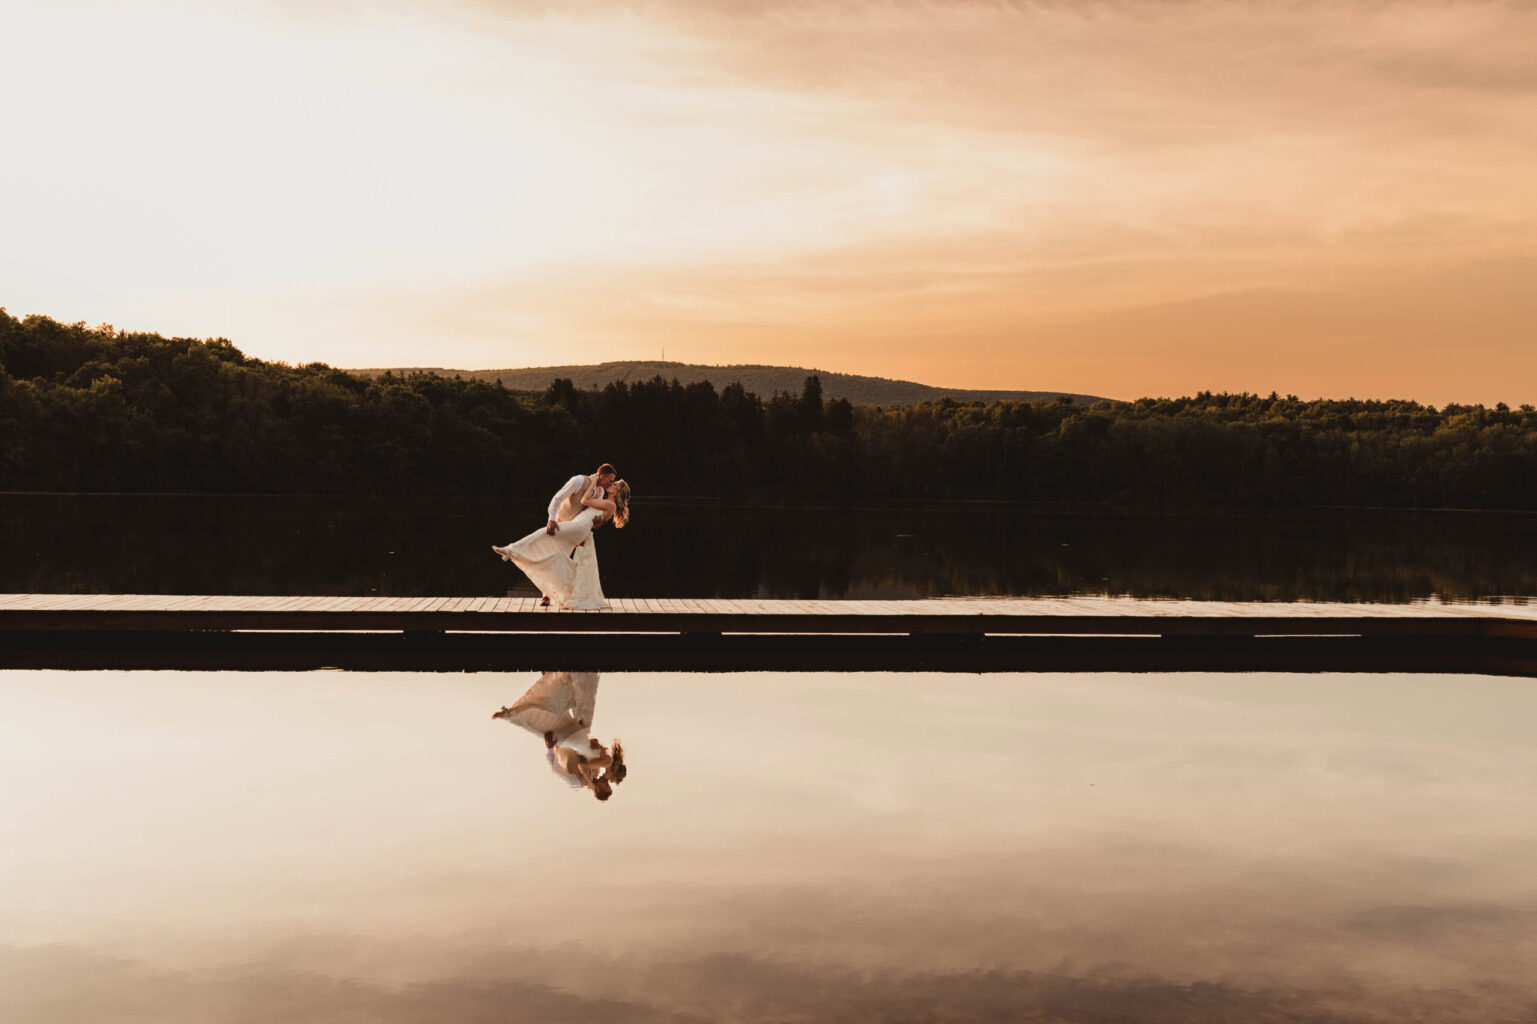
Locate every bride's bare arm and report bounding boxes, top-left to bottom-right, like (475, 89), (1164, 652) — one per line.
(582, 491), (617, 513)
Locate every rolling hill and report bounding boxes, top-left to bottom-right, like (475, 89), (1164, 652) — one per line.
(349, 360), (1109, 407)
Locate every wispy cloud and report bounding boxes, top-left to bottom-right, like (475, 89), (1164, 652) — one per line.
(8, 916), (1536, 1024)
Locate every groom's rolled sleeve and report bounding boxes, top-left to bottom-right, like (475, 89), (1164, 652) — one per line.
(547, 474), (588, 521)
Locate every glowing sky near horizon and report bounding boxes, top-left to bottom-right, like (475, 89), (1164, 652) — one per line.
(3, 0), (1535, 403)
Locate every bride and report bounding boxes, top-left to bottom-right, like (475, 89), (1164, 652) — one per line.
(492, 478), (630, 610)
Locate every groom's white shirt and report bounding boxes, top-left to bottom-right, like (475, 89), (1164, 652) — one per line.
(548, 474), (587, 522)
(548, 474), (603, 523)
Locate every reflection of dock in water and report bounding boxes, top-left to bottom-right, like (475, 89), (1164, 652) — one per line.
(3, 594), (1536, 675)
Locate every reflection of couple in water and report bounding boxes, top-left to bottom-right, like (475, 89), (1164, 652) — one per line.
(494, 671), (627, 802)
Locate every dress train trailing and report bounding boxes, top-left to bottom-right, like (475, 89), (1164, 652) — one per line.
(492, 507), (609, 610)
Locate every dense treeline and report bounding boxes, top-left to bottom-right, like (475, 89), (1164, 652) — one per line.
(3, 310), (1536, 508)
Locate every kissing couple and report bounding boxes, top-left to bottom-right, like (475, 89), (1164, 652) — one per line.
(492, 463), (631, 610)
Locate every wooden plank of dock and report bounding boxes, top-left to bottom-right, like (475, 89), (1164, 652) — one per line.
(2, 594), (1536, 632)
(2, 594), (1535, 674)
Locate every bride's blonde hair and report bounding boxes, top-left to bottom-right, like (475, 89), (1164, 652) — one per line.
(611, 480), (631, 529)
(608, 739), (627, 783)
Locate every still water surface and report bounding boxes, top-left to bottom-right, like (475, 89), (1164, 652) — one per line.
(3, 493), (1536, 602)
(4, 668), (1535, 1022)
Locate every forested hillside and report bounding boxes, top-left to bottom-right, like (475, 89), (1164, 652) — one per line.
(3, 311), (1535, 508)
(352, 360), (1105, 407)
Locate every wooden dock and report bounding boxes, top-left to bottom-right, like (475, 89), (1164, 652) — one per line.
(3, 594), (1535, 674)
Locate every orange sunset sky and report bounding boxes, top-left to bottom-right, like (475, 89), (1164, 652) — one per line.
(4, 0), (1534, 404)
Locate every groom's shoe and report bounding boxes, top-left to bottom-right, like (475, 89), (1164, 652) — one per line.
(539, 596), (551, 607)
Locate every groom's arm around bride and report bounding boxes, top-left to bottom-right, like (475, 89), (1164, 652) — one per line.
(545, 463), (617, 535)
(545, 473), (588, 535)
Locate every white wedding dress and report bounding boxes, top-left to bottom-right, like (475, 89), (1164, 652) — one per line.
(493, 507), (610, 610)
(493, 671), (602, 788)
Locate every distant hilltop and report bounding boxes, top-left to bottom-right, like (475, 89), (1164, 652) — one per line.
(349, 360), (1109, 407)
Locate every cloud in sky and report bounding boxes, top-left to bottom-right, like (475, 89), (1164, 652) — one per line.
(2, 0), (1534, 401)
(8, 938), (1536, 1023)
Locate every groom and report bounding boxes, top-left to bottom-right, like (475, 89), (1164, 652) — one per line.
(546, 463), (616, 536)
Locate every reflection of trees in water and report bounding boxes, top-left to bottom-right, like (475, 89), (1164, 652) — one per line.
(3, 494), (1536, 603)
(626, 505), (1537, 602)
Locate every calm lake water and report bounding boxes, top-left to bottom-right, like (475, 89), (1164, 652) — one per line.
(4, 668), (1535, 1022)
(3, 492), (1536, 602)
